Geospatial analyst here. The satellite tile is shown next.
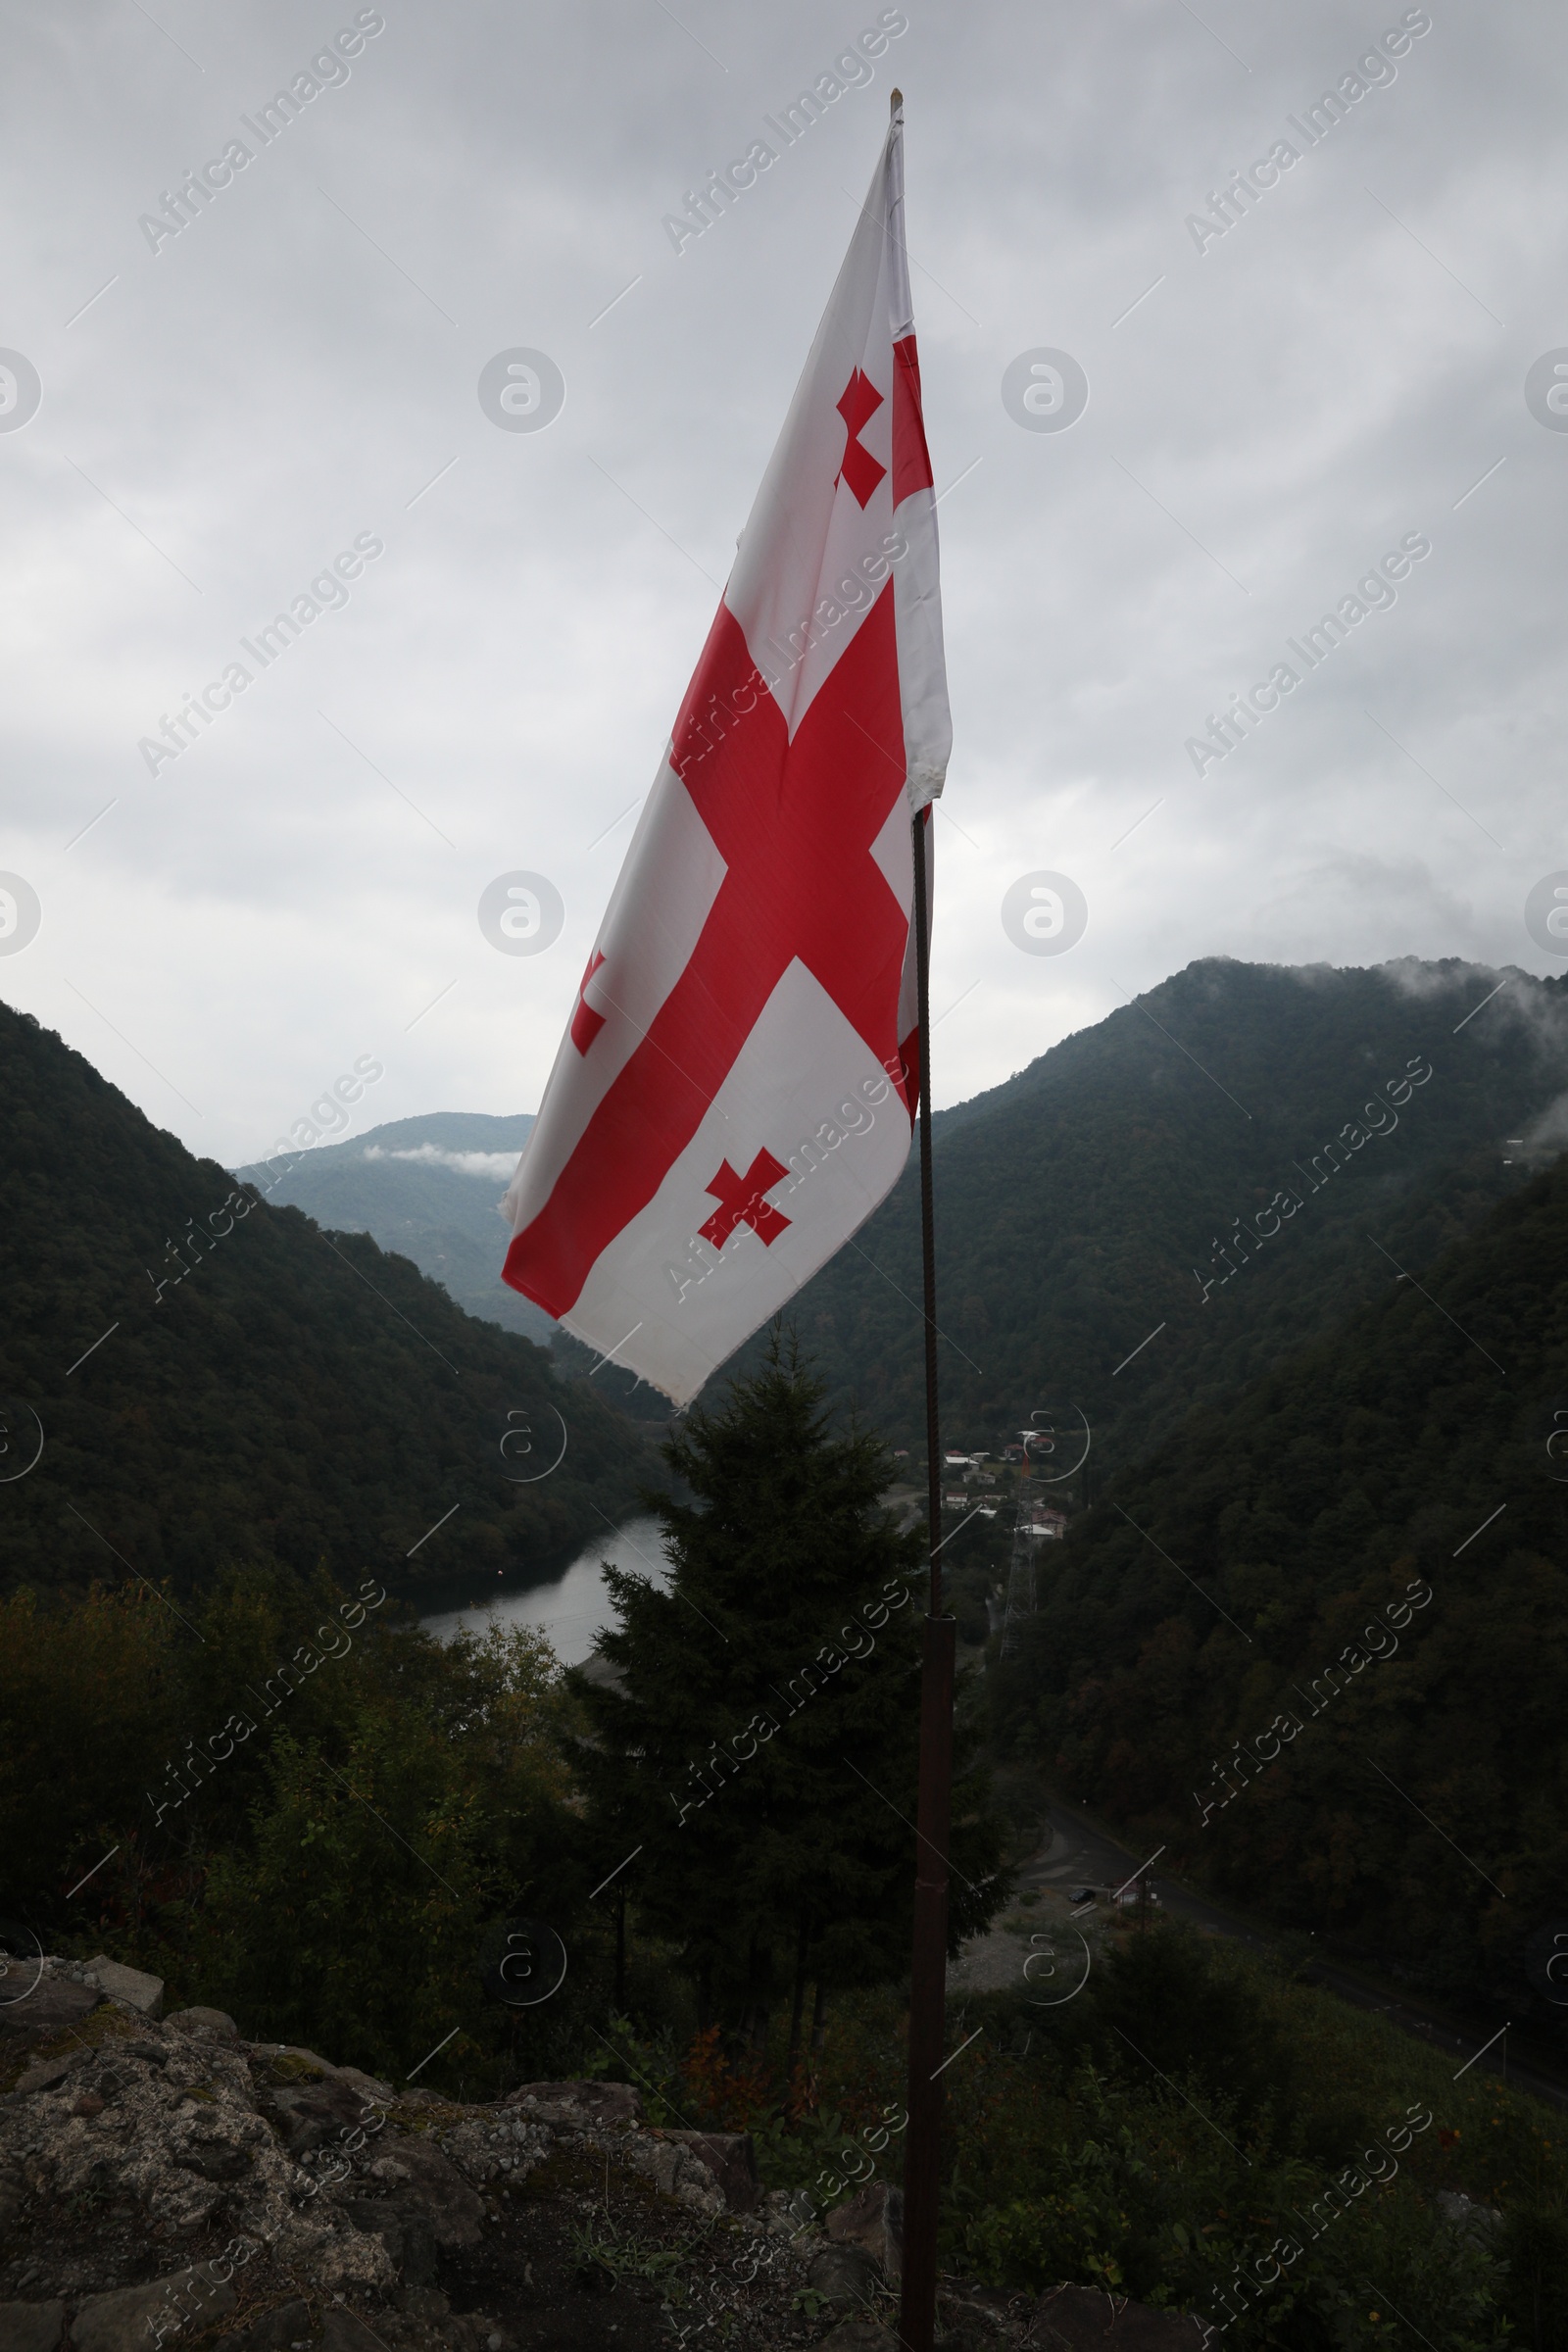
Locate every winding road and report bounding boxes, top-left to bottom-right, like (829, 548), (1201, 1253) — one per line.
(1002, 1797), (1568, 2115)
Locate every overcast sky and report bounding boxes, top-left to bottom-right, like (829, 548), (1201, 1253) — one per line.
(2, 0), (1565, 1167)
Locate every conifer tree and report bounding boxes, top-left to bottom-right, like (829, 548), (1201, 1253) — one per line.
(572, 1334), (1009, 2050)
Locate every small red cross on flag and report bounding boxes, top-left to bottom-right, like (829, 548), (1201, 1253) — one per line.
(699, 1151), (792, 1251)
(836, 368), (888, 509)
(501, 96), (950, 1404)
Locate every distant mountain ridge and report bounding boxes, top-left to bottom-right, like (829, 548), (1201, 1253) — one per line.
(321, 1109), (535, 1154)
(233, 1110), (551, 1345)
(234, 962), (1568, 1470)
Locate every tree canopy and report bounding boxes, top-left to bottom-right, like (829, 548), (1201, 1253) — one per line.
(0, 999), (654, 1600)
(571, 1337), (1010, 2053)
(991, 1151), (1568, 2024)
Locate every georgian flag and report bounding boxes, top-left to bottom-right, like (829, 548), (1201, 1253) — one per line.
(501, 96), (951, 1405)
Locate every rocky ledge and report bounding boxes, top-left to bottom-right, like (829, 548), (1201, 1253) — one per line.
(0, 1960), (1203, 2351)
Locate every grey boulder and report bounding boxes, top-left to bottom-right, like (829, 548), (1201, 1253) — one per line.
(331, 2069), (392, 2104)
(171, 2134), (254, 2185)
(807, 2244), (881, 2309)
(363, 2137), (485, 2250)
(164, 2008), (238, 2041)
(71, 2268), (236, 2352)
(0, 2304), (66, 2352)
(252, 2047), (338, 2081)
(1437, 2188), (1503, 2240)
(81, 1959), (164, 2022)
(826, 2180), (904, 2280)
(662, 2131), (760, 2214)
(0, 1981), (101, 2042)
(268, 2078), (376, 2159)
(502, 2081), (643, 2129)
(338, 2197), (439, 2287)
(13, 2059), (76, 2096)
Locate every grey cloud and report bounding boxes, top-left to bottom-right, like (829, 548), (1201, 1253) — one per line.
(0, 0), (1564, 1153)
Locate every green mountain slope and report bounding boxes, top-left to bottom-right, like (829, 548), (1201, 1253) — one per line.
(233, 1110), (552, 1345)
(992, 1151), (1568, 2017)
(0, 1004), (653, 1599)
(735, 956), (1568, 1473)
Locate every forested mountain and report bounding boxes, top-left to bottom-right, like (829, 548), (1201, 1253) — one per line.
(733, 956), (1568, 1473)
(226, 961), (1568, 1472)
(232, 1109), (553, 1345)
(992, 1149), (1568, 2017)
(0, 1004), (654, 1599)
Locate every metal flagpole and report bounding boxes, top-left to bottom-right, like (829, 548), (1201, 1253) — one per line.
(899, 802), (955, 2352)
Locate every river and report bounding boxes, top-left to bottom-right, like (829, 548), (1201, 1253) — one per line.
(417, 1514), (670, 1662)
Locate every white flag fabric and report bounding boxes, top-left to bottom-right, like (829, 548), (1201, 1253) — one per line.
(503, 97), (951, 1404)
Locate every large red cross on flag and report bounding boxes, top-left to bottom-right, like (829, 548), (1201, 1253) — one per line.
(501, 96), (950, 1404)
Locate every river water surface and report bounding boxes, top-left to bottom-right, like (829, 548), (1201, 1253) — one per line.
(417, 1514), (670, 1663)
